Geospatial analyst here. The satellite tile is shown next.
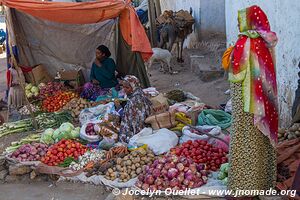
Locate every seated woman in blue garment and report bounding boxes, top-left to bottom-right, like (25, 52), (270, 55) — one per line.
(81, 45), (119, 101)
(91, 45), (118, 88)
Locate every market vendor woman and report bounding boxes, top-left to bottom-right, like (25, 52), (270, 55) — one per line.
(90, 45), (118, 88)
(119, 75), (152, 143)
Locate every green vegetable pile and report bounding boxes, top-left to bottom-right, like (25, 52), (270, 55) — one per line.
(218, 163), (229, 185)
(0, 112), (72, 139)
(40, 122), (80, 144)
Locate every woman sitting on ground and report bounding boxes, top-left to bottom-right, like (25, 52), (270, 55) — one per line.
(119, 75), (152, 143)
(81, 45), (119, 101)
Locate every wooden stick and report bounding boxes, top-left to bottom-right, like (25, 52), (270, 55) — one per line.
(177, 118), (229, 146)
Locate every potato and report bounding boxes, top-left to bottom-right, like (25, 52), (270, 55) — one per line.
(134, 157), (140, 163)
(131, 173), (137, 178)
(131, 165), (136, 170)
(147, 153), (154, 158)
(131, 151), (138, 157)
(136, 167), (142, 174)
(140, 161), (145, 165)
(135, 163), (140, 168)
(116, 158), (122, 165)
(126, 160), (132, 166)
(113, 167), (116, 171)
(295, 131), (300, 137)
(108, 168), (113, 174)
(141, 157), (147, 161)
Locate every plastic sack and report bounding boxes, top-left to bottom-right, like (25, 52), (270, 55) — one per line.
(80, 120), (102, 143)
(198, 109), (232, 129)
(59, 172), (137, 188)
(180, 125), (221, 143)
(225, 98), (232, 113)
(129, 128), (178, 155)
(79, 102), (115, 125)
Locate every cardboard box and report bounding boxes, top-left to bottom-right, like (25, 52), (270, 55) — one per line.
(58, 69), (85, 88)
(24, 64), (52, 85)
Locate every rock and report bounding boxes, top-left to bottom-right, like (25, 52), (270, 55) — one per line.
(0, 169), (8, 180)
(5, 175), (21, 183)
(9, 165), (32, 176)
(30, 170), (37, 179)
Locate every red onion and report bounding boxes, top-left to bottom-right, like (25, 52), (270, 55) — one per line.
(184, 170), (194, 181)
(176, 163), (184, 171)
(183, 179), (189, 186)
(145, 175), (154, 185)
(164, 163), (175, 170)
(189, 163), (197, 173)
(152, 169), (161, 178)
(156, 163), (163, 170)
(135, 181), (143, 188)
(167, 168), (178, 180)
(154, 178), (163, 186)
(188, 181), (195, 188)
(170, 178), (179, 187)
(197, 164), (205, 171)
(152, 160), (159, 167)
(172, 186), (180, 191)
(149, 185), (157, 191)
(161, 168), (168, 177)
(202, 176), (208, 183)
(142, 183), (149, 190)
(138, 174), (145, 182)
(158, 157), (167, 164)
(177, 172), (184, 183)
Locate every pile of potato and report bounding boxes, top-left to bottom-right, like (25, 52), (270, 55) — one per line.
(278, 123), (300, 142)
(62, 98), (100, 123)
(104, 149), (156, 182)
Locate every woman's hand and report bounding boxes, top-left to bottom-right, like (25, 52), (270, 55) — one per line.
(92, 79), (99, 85)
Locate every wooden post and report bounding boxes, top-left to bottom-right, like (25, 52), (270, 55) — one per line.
(6, 9), (38, 129)
(154, 0), (161, 17)
(148, 0), (157, 47)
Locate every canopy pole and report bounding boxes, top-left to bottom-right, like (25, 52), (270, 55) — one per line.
(6, 8), (38, 130)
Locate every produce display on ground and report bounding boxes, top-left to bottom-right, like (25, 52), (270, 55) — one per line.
(18, 104), (40, 115)
(41, 139), (88, 166)
(38, 82), (65, 99)
(9, 143), (48, 162)
(25, 83), (39, 99)
(170, 140), (228, 171)
(85, 148), (156, 183)
(42, 91), (78, 112)
(5, 134), (41, 154)
(40, 122), (80, 144)
(135, 154), (209, 191)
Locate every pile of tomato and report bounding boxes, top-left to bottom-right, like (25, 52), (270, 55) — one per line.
(42, 91), (77, 112)
(170, 140), (228, 171)
(41, 139), (87, 166)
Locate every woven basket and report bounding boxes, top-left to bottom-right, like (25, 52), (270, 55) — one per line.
(145, 111), (177, 130)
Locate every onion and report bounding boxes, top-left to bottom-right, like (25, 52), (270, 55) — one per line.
(183, 179), (189, 186)
(189, 163), (197, 173)
(170, 178), (179, 187)
(202, 176), (208, 183)
(156, 163), (163, 170)
(154, 178), (163, 186)
(152, 160), (159, 167)
(177, 172), (184, 183)
(145, 175), (154, 185)
(157, 185), (164, 191)
(176, 163), (184, 171)
(164, 163), (175, 170)
(188, 181), (195, 188)
(194, 180), (204, 188)
(158, 157), (167, 164)
(138, 175), (145, 182)
(149, 185), (157, 191)
(142, 183), (149, 190)
(185, 170), (194, 181)
(167, 168), (178, 180)
(152, 169), (161, 178)
(135, 181), (143, 188)
(197, 164), (205, 171)
(161, 168), (168, 177)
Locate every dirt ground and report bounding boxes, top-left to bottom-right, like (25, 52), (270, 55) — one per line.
(0, 34), (231, 199)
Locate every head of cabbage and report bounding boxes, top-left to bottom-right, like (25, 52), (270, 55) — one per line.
(59, 122), (74, 134)
(41, 128), (55, 144)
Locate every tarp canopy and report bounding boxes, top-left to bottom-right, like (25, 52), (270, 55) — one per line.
(1, 0), (152, 87)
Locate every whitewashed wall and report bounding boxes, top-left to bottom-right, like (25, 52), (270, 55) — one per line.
(225, 0), (300, 127)
(160, 0), (225, 39)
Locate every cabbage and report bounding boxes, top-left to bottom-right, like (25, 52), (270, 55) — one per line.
(41, 128), (54, 144)
(218, 171), (227, 180)
(222, 177), (228, 185)
(58, 131), (70, 140)
(74, 127), (80, 133)
(59, 122), (74, 134)
(52, 129), (61, 140)
(70, 130), (80, 138)
(26, 92), (33, 98)
(31, 86), (39, 93)
(25, 83), (33, 90)
(34, 92), (39, 97)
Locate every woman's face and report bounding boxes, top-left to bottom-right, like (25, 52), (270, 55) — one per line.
(96, 49), (105, 61)
(122, 83), (133, 95)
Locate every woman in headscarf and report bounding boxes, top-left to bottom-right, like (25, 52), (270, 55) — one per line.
(81, 45), (119, 101)
(223, 5), (278, 191)
(119, 75), (152, 143)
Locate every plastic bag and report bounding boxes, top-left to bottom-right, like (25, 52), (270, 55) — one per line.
(180, 125), (221, 143)
(80, 120), (102, 143)
(225, 98), (232, 113)
(79, 102), (115, 125)
(129, 128), (178, 155)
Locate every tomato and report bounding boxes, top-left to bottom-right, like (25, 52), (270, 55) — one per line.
(222, 157), (228, 163)
(52, 150), (58, 155)
(66, 150), (71, 155)
(211, 166), (217, 171)
(187, 140), (193, 145)
(71, 143), (76, 148)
